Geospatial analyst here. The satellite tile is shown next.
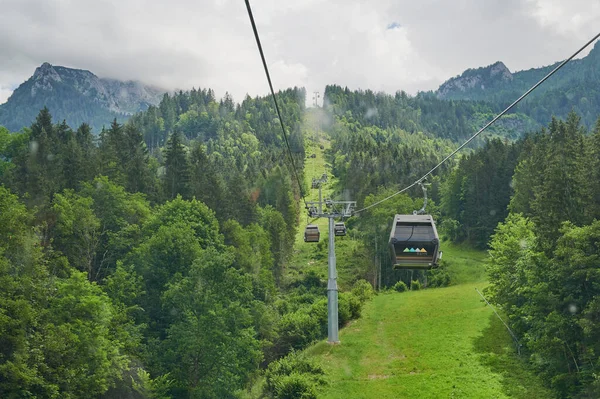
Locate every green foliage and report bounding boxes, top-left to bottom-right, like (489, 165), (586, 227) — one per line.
(78, 176), (151, 281)
(123, 368), (174, 399)
(325, 85), (494, 141)
(162, 130), (190, 199)
(486, 213), (538, 313)
(264, 351), (325, 399)
(0, 105), (320, 398)
(0, 185), (35, 264)
(439, 43), (600, 129)
(0, 98), (323, 398)
(487, 213), (600, 397)
(276, 309), (323, 352)
(51, 189), (101, 279)
(410, 280), (421, 291)
(160, 248), (262, 397)
(41, 271), (129, 397)
(440, 138), (522, 248)
(351, 279), (374, 303)
(143, 195), (222, 249)
(0, 126), (27, 179)
(338, 292), (362, 324)
(393, 280), (408, 292)
(439, 218), (462, 242)
(426, 261), (452, 288)
(269, 373), (318, 399)
(0, 189), (132, 398)
(328, 116), (454, 205)
(509, 113), (590, 252)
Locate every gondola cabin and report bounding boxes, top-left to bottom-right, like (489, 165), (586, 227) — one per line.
(389, 214), (440, 269)
(334, 222), (347, 236)
(304, 224), (320, 242)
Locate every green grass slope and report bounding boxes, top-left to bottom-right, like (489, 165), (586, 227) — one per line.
(274, 112), (551, 398)
(286, 123), (370, 290)
(305, 243), (554, 399)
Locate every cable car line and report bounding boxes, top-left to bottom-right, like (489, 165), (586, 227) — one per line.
(244, 0), (308, 207)
(354, 31), (600, 215)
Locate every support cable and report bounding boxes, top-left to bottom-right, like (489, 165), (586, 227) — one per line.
(244, 0), (308, 207)
(354, 32), (600, 214)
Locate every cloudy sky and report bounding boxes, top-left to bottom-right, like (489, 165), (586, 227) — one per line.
(0, 0), (599, 105)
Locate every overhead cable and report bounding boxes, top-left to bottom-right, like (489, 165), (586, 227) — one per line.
(354, 31), (600, 214)
(244, 0), (308, 207)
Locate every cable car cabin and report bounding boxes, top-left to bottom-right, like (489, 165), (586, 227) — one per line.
(334, 222), (347, 236)
(389, 214), (440, 270)
(304, 224), (320, 242)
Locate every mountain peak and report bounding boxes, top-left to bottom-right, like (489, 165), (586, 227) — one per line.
(34, 62), (61, 77)
(1, 63), (165, 132)
(31, 62), (63, 95)
(437, 61), (513, 99)
(488, 61), (511, 78)
(588, 40), (600, 59)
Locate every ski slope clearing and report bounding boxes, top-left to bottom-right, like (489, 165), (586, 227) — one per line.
(306, 244), (554, 399)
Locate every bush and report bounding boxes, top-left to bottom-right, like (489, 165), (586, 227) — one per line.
(440, 218), (463, 242)
(351, 279), (374, 303)
(277, 310), (321, 351)
(264, 352), (325, 399)
(410, 280), (421, 291)
(307, 298), (328, 337)
(272, 373), (317, 399)
(427, 260), (451, 287)
(338, 292), (362, 325)
(393, 281), (408, 292)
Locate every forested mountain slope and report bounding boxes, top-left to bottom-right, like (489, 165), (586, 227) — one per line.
(0, 88), (317, 397)
(437, 41), (600, 127)
(2, 47), (600, 397)
(323, 85), (539, 142)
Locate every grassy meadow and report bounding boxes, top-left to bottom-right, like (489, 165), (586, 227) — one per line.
(305, 242), (553, 398)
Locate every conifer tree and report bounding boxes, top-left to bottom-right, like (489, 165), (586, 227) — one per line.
(123, 124), (153, 194)
(20, 108), (56, 207)
(75, 123), (97, 182)
(159, 93), (176, 133)
(163, 130), (190, 199)
(532, 113), (586, 250)
(98, 119), (126, 186)
(189, 142), (225, 213)
(584, 117), (600, 221)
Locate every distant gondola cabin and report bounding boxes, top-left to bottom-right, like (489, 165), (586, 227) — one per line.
(334, 222), (346, 236)
(389, 214), (440, 269)
(304, 224), (320, 242)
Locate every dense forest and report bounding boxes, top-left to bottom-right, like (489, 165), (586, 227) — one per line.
(483, 115), (600, 398)
(323, 85), (539, 141)
(0, 89), (376, 398)
(316, 88), (600, 397)
(2, 74), (600, 398)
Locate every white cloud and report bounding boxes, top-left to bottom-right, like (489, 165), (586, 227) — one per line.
(0, 0), (597, 105)
(0, 86), (13, 104)
(527, 0), (600, 39)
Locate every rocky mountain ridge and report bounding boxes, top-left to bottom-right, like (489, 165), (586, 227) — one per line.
(435, 40), (600, 127)
(0, 63), (165, 132)
(437, 61), (513, 98)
